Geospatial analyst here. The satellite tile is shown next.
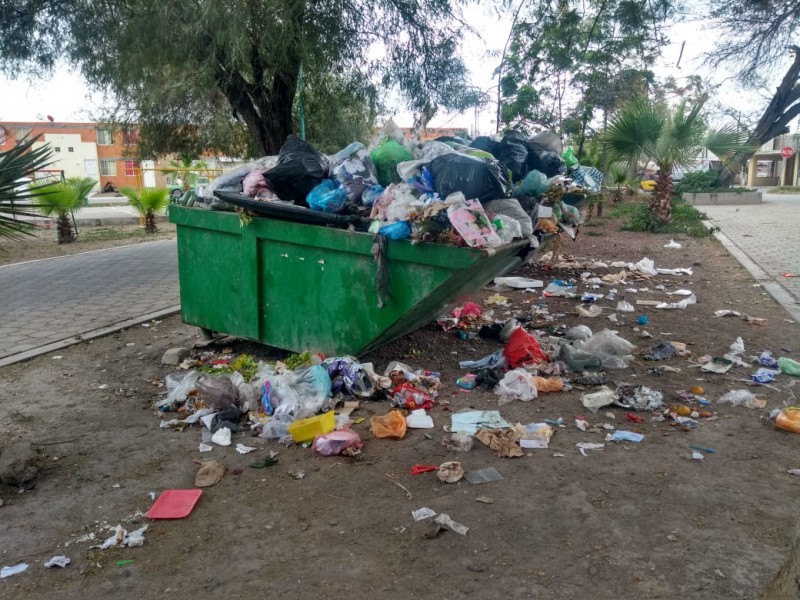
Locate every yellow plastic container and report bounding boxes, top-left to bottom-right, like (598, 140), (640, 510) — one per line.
(288, 411), (335, 443)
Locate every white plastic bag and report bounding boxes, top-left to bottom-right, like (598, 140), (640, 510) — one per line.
(494, 369), (538, 405)
(718, 389), (762, 409)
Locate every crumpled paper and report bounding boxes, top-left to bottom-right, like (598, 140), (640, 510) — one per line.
(475, 428), (523, 458)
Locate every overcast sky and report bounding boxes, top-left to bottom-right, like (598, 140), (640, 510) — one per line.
(0, 4), (791, 136)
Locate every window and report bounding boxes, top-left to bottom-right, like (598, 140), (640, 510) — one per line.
(0, 128), (7, 145)
(68, 147), (74, 153)
(99, 159), (117, 176)
(15, 127), (32, 144)
(121, 129), (138, 146)
(124, 160), (139, 176)
(756, 160), (775, 178)
(54, 146), (61, 153)
(97, 128), (113, 145)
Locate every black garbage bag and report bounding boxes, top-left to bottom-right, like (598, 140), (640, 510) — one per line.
(527, 150), (566, 178)
(428, 154), (509, 202)
(264, 135), (329, 204)
(496, 131), (529, 182)
(469, 136), (500, 156)
(526, 131), (562, 154)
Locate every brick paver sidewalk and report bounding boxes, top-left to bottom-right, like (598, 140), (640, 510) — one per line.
(703, 194), (800, 317)
(0, 240), (179, 363)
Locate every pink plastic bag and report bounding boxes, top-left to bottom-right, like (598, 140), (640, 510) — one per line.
(312, 428), (363, 456)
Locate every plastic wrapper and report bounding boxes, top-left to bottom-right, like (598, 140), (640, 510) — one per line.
(210, 156), (279, 194)
(718, 389), (762, 409)
(324, 357), (375, 397)
(329, 142), (380, 202)
(779, 357), (800, 376)
(559, 341), (603, 371)
(495, 368), (538, 404)
(306, 179), (347, 213)
(267, 365), (332, 421)
(532, 376), (564, 392)
(446, 198), (502, 248)
(370, 140), (413, 186)
(312, 428), (363, 456)
(259, 414), (292, 439)
(512, 169), (549, 198)
(196, 375), (239, 410)
(370, 410), (407, 439)
(361, 184), (384, 207)
(159, 370), (203, 409)
(493, 214), (523, 243)
(566, 325), (593, 342)
(391, 383), (434, 410)
(428, 153), (508, 202)
(776, 407), (800, 433)
(368, 118), (405, 150)
(378, 221), (411, 240)
(503, 327), (548, 368)
(577, 329), (636, 369)
(264, 135), (329, 204)
(411, 140), (454, 161)
(242, 168), (270, 197)
(483, 197), (533, 237)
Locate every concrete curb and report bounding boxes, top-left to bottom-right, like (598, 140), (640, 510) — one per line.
(0, 305), (181, 369)
(704, 220), (800, 323)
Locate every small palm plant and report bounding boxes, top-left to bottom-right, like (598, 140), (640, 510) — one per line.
(120, 187), (170, 233)
(0, 137), (54, 241)
(602, 96), (748, 224)
(29, 177), (95, 244)
(606, 163), (632, 205)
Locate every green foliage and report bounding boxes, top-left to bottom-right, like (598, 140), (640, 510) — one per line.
(674, 170), (720, 194)
(609, 199), (713, 237)
(1, 0), (472, 157)
(66, 176), (97, 207)
(0, 137), (54, 241)
(198, 354), (259, 382)
(499, 0), (669, 134)
(119, 187), (169, 216)
(30, 179), (86, 217)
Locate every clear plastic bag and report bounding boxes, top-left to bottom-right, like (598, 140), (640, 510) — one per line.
(559, 341), (603, 371)
(494, 368), (538, 404)
(577, 329), (636, 369)
(159, 370), (202, 409)
(718, 389), (761, 409)
(565, 325), (593, 342)
(196, 375), (239, 410)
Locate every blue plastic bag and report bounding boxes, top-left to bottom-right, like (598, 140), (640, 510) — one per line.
(378, 221), (411, 240)
(361, 184), (384, 207)
(307, 179), (348, 213)
(512, 170), (549, 198)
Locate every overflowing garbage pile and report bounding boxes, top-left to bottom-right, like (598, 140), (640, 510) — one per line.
(199, 120), (603, 249)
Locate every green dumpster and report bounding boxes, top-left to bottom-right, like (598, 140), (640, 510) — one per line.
(169, 205), (529, 355)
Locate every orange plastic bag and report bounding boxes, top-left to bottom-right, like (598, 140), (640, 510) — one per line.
(776, 407), (800, 434)
(532, 376), (564, 393)
(370, 410), (407, 439)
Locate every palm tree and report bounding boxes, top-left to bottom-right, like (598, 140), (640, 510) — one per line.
(29, 177), (95, 244)
(602, 96), (748, 224)
(120, 187), (169, 233)
(166, 156), (208, 192)
(0, 137), (54, 241)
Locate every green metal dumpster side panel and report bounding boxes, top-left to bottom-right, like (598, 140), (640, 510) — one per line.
(169, 206), (526, 355)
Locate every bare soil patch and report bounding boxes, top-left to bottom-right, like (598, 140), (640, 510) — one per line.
(1, 210), (798, 599)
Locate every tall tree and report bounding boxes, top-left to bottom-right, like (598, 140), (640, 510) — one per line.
(498, 0), (672, 141)
(704, 2), (800, 185)
(1, 1), (471, 157)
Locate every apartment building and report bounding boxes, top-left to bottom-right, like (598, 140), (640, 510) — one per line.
(0, 121), (144, 191)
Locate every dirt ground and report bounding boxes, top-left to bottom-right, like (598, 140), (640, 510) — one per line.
(1, 211), (799, 600)
(0, 223), (176, 266)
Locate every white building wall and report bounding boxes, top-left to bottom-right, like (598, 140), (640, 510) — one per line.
(32, 133), (100, 189)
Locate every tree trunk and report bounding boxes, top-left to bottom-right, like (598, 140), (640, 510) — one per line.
(145, 210), (157, 234)
(758, 528), (800, 599)
(57, 212), (75, 244)
(720, 46), (800, 186)
(650, 169), (673, 225)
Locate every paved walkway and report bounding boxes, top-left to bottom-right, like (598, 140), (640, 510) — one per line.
(0, 240), (179, 366)
(702, 193), (800, 321)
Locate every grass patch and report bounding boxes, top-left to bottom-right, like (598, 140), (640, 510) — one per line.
(767, 186), (800, 194)
(80, 227), (147, 242)
(608, 198), (713, 237)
